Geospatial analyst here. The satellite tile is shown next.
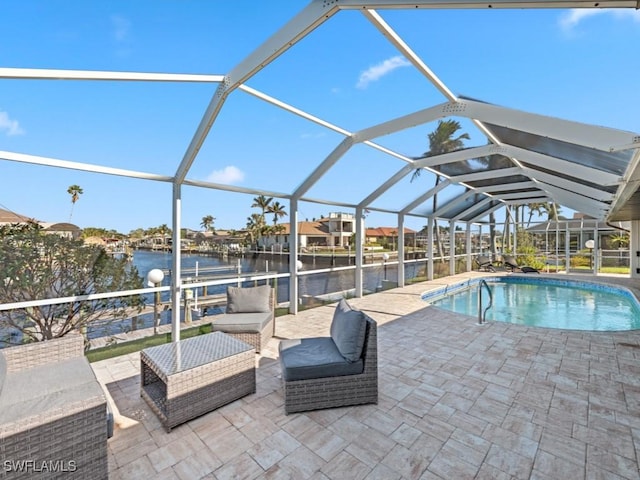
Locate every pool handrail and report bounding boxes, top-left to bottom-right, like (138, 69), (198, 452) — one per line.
(478, 279), (493, 325)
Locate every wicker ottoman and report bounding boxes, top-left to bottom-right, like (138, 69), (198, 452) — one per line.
(140, 333), (255, 432)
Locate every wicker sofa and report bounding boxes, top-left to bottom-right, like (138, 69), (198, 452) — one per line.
(211, 285), (275, 353)
(279, 299), (378, 414)
(0, 334), (109, 479)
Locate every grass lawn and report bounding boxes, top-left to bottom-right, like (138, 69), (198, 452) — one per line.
(86, 324), (213, 363)
(86, 307), (292, 362)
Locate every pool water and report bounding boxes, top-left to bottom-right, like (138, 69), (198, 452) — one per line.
(431, 279), (640, 331)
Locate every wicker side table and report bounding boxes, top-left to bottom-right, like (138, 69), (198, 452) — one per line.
(140, 332), (255, 432)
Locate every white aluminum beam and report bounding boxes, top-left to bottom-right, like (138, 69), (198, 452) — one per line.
(335, 0), (639, 8)
(358, 164), (414, 207)
(224, 3), (338, 88)
(472, 181), (537, 194)
(362, 10), (455, 101)
(297, 196), (358, 209)
(293, 137), (355, 198)
(361, 10), (504, 146)
(0, 151), (173, 182)
(501, 145), (621, 186)
(492, 191), (548, 201)
(176, 2), (339, 184)
(449, 166), (521, 183)
(608, 149), (640, 220)
(453, 197), (495, 221)
(239, 84), (351, 137)
(460, 99), (639, 153)
(354, 102), (452, 143)
(401, 179), (451, 214)
(467, 202), (505, 223)
(182, 178), (290, 199)
(413, 145), (498, 169)
(536, 183), (609, 218)
(0, 67), (224, 83)
(503, 197), (551, 206)
(519, 167), (615, 202)
(432, 190), (480, 218)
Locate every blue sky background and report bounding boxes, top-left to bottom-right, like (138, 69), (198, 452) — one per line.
(1, 2), (639, 233)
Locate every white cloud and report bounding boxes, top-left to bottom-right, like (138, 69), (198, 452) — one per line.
(206, 166), (245, 184)
(0, 111), (25, 136)
(111, 15), (131, 42)
(356, 55), (411, 89)
(559, 8), (640, 31)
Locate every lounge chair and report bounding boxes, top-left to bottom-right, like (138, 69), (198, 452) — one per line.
(503, 255), (539, 273)
(279, 299), (378, 414)
(475, 255), (496, 272)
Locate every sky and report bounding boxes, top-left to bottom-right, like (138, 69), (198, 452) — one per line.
(1, 2), (640, 234)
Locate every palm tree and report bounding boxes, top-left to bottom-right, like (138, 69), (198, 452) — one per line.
(251, 195), (273, 219)
(526, 202), (546, 228)
(411, 120), (470, 261)
(542, 202), (562, 221)
(67, 184), (83, 221)
(245, 213), (266, 247)
(267, 201), (287, 226)
(200, 215), (216, 233)
(610, 232), (630, 249)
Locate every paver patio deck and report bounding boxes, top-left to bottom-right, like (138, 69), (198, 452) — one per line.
(93, 272), (640, 479)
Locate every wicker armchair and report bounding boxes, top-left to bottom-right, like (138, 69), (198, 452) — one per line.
(0, 334), (108, 479)
(280, 302), (378, 414)
(211, 285), (275, 353)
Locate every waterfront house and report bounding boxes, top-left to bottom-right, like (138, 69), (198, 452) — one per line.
(260, 212), (357, 250)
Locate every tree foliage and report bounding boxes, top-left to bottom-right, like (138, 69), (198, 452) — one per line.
(0, 225), (144, 342)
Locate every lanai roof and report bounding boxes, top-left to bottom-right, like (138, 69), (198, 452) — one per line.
(1, 1), (639, 226)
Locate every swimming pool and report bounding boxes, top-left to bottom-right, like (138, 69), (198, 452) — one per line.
(426, 277), (640, 331)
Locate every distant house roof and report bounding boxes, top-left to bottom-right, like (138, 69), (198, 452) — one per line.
(40, 222), (80, 231)
(278, 221), (329, 236)
(0, 207), (38, 225)
(366, 227), (416, 237)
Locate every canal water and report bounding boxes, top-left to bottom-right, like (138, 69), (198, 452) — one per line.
(132, 249), (422, 303)
(85, 250), (426, 339)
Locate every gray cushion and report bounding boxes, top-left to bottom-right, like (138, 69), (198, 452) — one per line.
(212, 312), (272, 333)
(0, 357), (105, 426)
(330, 299), (367, 362)
(279, 337), (364, 381)
(0, 352), (6, 396)
(226, 285), (271, 313)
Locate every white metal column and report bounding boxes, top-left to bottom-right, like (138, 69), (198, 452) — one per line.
(289, 198), (299, 314)
(355, 207), (364, 297)
(631, 220), (640, 279)
(397, 213), (405, 288)
(565, 222), (571, 275)
(593, 226), (599, 276)
(465, 223), (472, 272)
(171, 183), (182, 343)
(427, 217), (434, 281)
(449, 220), (455, 276)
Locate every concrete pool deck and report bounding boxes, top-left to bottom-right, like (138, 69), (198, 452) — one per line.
(93, 271), (640, 479)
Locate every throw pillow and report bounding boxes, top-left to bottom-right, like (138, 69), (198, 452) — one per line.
(330, 298), (367, 362)
(226, 285), (271, 313)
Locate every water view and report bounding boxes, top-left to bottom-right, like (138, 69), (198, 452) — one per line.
(85, 250), (425, 339)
